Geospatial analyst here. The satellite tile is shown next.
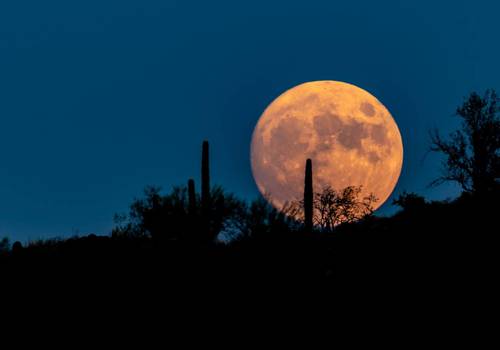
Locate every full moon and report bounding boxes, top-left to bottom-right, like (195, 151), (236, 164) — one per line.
(250, 81), (403, 214)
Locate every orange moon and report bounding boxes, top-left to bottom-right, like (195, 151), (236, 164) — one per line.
(250, 81), (403, 213)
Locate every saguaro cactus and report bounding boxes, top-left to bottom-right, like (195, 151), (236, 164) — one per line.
(201, 140), (210, 217)
(200, 140), (211, 240)
(188, 178), (196, 216)
(304, 158), (313, 233)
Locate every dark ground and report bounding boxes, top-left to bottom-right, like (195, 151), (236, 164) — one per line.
(1, 196), (496, 343)
(1, 193), (496, 304)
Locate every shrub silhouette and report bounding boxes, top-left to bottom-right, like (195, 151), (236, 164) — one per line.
(0, 237), (9, 257)
(12, 241), (22, 254)
(392, 191), (426, 212)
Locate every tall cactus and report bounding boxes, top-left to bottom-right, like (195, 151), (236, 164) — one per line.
(201, 140), (210, 216)
(304, 158), (313, 233)
(201, 140), (211, 239)
(188, 178), (196, 216)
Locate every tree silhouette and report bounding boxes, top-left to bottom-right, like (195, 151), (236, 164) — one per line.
(430, 90), (500, 196)
(314, 186), (377, 232)
(227, 195), (294, 241)
(113, 185), (190, 241)
(209, 185), (246, 240)
(286, 185), (377, 233)
(113, 184), (246, 243)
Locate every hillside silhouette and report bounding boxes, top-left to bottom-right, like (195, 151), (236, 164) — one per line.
(0, 91), (498, 303)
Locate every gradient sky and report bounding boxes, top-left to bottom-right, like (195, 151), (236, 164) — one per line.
(1, 0), (498, 242)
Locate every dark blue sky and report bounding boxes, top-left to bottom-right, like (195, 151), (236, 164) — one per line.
(0, 0), (498, 242)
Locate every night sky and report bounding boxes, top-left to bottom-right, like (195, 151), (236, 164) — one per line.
(1, 0), (498, 242)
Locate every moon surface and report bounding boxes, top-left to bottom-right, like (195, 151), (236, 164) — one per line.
(250, 81), (403, 214)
